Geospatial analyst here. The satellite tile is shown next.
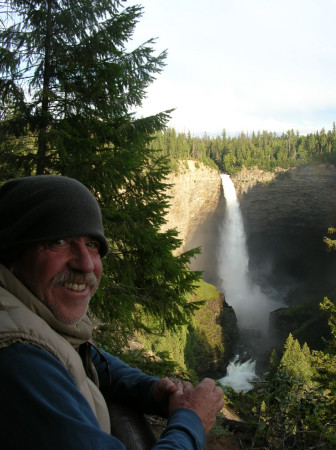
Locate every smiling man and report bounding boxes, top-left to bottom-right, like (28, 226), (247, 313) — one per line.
(0, 175), (224, 450)
(10, 235), (103, 324)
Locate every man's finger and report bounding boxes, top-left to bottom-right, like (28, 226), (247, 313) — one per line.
(181, 381), (193, 393)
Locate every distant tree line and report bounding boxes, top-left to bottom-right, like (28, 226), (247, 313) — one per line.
(150, 124), (336, 173)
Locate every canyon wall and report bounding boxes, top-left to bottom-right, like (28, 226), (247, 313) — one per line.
(232, 164), (336, 236)
(161, 160), (222, 251)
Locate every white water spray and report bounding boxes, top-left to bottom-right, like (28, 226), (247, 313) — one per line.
(217, 174), (282, 332)
(220, 356), (258, 392)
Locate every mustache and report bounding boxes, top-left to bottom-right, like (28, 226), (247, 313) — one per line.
(51, 270), (99, 289)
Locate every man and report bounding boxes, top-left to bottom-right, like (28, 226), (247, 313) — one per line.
(0, 175), (224, 450)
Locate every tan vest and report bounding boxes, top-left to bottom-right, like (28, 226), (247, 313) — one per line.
(0, 264), (111, 433)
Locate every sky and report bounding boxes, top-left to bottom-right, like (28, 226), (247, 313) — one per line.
(127, 0), (336, 137)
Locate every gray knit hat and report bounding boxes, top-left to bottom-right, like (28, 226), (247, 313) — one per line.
(0, 175), (109, 265)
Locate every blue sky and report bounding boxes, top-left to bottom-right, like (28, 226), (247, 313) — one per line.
(128, 0), (336, 137)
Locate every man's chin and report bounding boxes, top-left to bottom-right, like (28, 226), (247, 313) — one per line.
(52, 310), (88, 325)
(45, 298), (90, 324)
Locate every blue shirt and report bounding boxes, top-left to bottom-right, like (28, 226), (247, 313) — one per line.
(0, 343), (206, 449)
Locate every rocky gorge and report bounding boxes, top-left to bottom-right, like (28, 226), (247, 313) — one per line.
(157, 161), (336, 449)
(164, 160), (336, 354)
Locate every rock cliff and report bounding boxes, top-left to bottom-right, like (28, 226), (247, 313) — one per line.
(161, 160), (221, 251)
(232, 164), (336, 236)
(231, 164), (336, 305)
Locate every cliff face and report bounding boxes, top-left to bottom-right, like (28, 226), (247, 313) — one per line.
(232, 164), (336, 236)
(231, 164), (336, 305)
(161, 160), (221, 251)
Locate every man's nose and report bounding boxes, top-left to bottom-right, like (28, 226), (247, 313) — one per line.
(68, 243), (95, 273)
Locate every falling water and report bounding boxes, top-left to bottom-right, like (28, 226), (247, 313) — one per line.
(218, 174), (283, 391)
(217, 174), (281, 332)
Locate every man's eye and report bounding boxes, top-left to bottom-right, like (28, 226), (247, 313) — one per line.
(86, 241), (100, 250)
(55, 239), (66, 245)
(47, 239), (66, 248)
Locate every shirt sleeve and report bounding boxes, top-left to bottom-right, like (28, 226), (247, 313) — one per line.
(92, 346), (161, 413)
(156, 409), (206, 449)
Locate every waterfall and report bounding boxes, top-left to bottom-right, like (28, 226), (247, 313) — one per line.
(217, 174), (281, 333)
(218, 174), (283, 391)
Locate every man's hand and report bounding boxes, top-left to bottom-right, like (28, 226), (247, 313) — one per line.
(169, 378), (224, 435)
(152, 378), (179, 417)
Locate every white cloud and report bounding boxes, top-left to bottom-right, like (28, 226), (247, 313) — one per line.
(130, 0), (336, 136)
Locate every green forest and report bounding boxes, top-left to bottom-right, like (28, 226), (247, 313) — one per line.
(149, 124), (336, 174)
(1, 0), (336, 447)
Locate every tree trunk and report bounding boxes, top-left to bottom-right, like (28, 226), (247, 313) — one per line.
(36, 0), (52, 174)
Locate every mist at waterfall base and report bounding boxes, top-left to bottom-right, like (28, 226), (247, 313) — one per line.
(218, 174), (284, 392)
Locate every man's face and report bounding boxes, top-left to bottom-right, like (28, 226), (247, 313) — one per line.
(10, 236), (103, 324)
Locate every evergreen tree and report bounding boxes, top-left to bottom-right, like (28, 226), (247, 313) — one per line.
(1, 0), (166, 174)
(280, 333), (315, 385)
(0, 0), (201, 342)
(323, 226), (336, 253)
